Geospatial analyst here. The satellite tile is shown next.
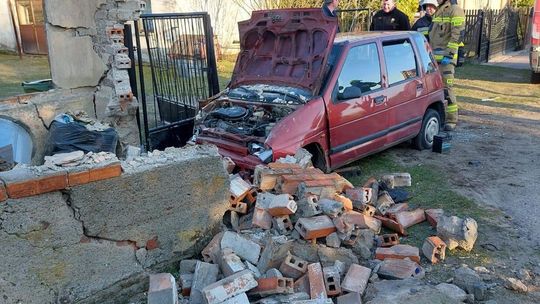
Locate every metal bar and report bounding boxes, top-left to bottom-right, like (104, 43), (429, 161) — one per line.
(141, 12), (210, 18)
(204, 13), (220, 96)
(124, 23), (143, 148)
(134, 20), (150, 151)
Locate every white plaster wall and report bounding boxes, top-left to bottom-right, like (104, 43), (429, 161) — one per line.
(0, 0), (17, 52)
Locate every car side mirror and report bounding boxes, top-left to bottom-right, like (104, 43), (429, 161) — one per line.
(340, 86), (362, 100)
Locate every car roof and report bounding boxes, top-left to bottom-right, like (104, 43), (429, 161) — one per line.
(334, 31), (419, 44)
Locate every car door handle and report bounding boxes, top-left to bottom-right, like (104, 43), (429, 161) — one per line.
(416, 83), (424, 90)
(374, 95), (386, 105)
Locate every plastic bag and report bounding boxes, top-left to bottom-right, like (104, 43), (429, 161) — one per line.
(47, 121), (119, 155)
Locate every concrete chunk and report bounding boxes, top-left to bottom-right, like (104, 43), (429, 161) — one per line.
(220, 292), (250, 304)
(148, 273), (179, 304)
(221, 231), (261, 264)
(437, 215), (478, 251)
(190, 261), (219, 304)
(337, 292), (362, 304)
(341, 264), (371, 295)
(202, 270), (258, 304)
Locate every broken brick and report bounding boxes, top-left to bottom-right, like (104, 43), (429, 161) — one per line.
(3, 171), (67, 199)
(381, 173), (411, 188)
(148, 273), (178, 304)
(296, 194), (323, 217)
(202, 270), (258, 304)
(425, 208), (444, 227)
(307, 263), (327, 299)
(202, 232), (223, 264)
(318, 198), (345, 218)
(375, 191), (395, 215)
(359, 203), (377, 217)
(345, 187), (372, 207)
(179, 273), (193, 297)
(342, 211), (381, 233)
(221, 249), (247, 276)
(252, 207), (273, 230)
(376, 233), (400, 247)
(394, 209), (426, 228)
(229, 201), (248, 214)
(297, 180), (339, 200)
(422, 236), (447, 264)
(268, 194), (298, 216)
(336, 292), (362, 304)
(295, 215), (336, 240)
(294, 273), (310, 294)
(375, 244), (420, 263)
(223, 157), (236, 173)
(279, 253), (308, 279)
(342, 228), (361, 246)
(0, 180), (7, 202)
(230, 175), (252, 203)
(221, 231), (261, 265)
(375, 215), (406, 235)
(325, 232), (341, 248)
(250, 277), (294, 297)
(386, 203), (409, 216)
(257, 237), (293, 273)
(333, 194), (353, 211)
(273, 215), (294, 235)
(145, 236), (159, 250)
(322, 266), (342, 296)
(341, 264), (371, 295)
(377, 258), (424, 280)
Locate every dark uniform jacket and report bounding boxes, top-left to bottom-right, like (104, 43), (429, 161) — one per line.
(322, 5), (340, 32)
(411, 15), (433, 40)
(369, 8), (411, 31)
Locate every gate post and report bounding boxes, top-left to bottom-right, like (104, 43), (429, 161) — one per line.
(476, 10), (484, 61)
(202, 14), (220, 97)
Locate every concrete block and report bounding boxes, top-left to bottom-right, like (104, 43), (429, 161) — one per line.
(437, 215), (478, 251)
(295, 215), (336, 240)
(230, 175), (252, 203)
(279, 253), (308, 279)
(250, 277), (294, 296)
(268, 194), (297, 216)
(375, 191), (395, 215)
(381, 173), (411, 188)
(202, 232), (223, 264)
(266, 268), (284, 278)
(190, 261), (219, 304)
(394, 209), (426, 228)
(257, 237), (293, 273)
(296, 194), (322, 217)
(273, 215), (294, 235)
(255, 192), (277, 209)
(179, 273), (193, 297)
(229, 201), (248, 214)
(376, 233), (399, 247)
(222, 249), (247, 276)
(148, 273), (179, 304)
(425, 208), (444, 227)
(342, 264), (371, 294)
(307, 263), (327, 299)
(114, 53), (131, 69)
(202, 270), (258, 304)
(318, 198), (345, 218)
(179, 259), (198, 274)
(375, 244), (420, 263)
(322, 266), (341, 296)
(336, 292), (362, 304)
(422, 236), (447, 264)
(221, 292), (250, 304)
(325, 232), (341, 248)
(245, 261), (262, 279)
(252, 207), (273, 230)
(221, 231), (261, 264)
(345, 187), (372, 207)
(375, 215), (406, 235)
(377, 259), (424, 280)
(294, 274), (310, 294)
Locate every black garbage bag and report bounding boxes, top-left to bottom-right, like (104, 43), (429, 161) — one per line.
(47, 121), (118, 155)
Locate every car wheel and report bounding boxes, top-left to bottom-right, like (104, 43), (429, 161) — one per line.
(532, 71), (540, 84)
(413, 109), (441, 150)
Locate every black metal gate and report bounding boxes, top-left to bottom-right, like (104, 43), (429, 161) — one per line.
(129, 13), (220, 151)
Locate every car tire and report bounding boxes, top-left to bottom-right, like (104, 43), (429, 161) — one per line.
(532, 71), (540, 84)
(413, 109), (441, 150)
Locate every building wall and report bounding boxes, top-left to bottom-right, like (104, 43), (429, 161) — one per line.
(0, 0), (17, 52)
(460, 0), (509, 10)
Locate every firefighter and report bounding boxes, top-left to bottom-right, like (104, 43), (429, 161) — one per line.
(411, 0), (438, 40)
(429, 0), (465, 131)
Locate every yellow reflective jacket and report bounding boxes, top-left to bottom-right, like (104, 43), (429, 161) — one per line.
(428, 0), (465, 62)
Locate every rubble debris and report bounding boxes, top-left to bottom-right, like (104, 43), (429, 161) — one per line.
(376, 233), (399, 247)
(341, 264), (371, 295)
(148, 273), (179, 304)
(202, 269), (258, 304)
(393, 208), (426, 228)
(190, 261), (219, 304)
(381, 173), (412, 188)
(422, 236), (446, 264)
(307, 263), (327, 299)
(375, 244), (420, 263)
(322, 265), (342, 296)
(295, 215), (336, 240)
(425, 208), (444, 227)
(437, 215), (478, 251)
(435, 283), (468, 302)
(279, 253), (308, 279)
(377, 259), (424, 280)
(375, 191), (395, 215)
(250, 277), (294, 297)
(453, 266), (488, 301)
(221, 231), (261, 264)
(325, 232), (341, 248)
(336, 292), (362, 304)
(268, 194), (297, 216)
(505, 277), (528, 293)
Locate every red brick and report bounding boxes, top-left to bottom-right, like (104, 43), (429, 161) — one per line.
(377, 258), (423, 280)
(107, 27), (124, 37)
(375, 191), (395, 215)
(342, 264), (371, 294)
(88, 163), (122, 182)
(376, 233), (400, 247)
(279, 253), (308, 279)
(268, 194), (297, 216)
(201, 232), (223, 264)
(268, 162), (302, 170)
(6, 172), (67, 199)
(295, 215), (336, 240)
(307, 263), (327, 299)
(272, 215), (294, 235)
(250, 277), (293, 297)
(422, 236), (446, 264)
(359, 203), (377, 217)
(394, 209), (426, 228)
(375, 215), (407, 235)
(375, 244), (420, 263)
(67, 170), (91, 187)
(0, 180), (7, 202)
(334, 194), (353, 211)
(294, 274), (310, 293)
(229, 176), (252, 203)
(343, 211), (381, 233)
(229, 201), (248, 214)
(146, 236), (159, 250)
(252, 207), (272, 230)
(345, 187), (372, 205)
(386, 203), (410, 216)
(425, 208), (444, 227)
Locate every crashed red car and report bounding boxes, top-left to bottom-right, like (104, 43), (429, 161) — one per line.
(194, 8), (446, 172)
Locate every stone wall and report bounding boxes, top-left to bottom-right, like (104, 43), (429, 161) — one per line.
(0, 145), (229, 303)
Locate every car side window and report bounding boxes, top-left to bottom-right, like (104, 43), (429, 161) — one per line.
(412, 34), (436, 74)
(382, 39), (418, 85)
(336, 43), (382, 101)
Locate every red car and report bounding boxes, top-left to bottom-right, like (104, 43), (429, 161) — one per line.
(194, 8), (445, 172)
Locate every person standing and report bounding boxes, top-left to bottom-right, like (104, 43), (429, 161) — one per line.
(369, 0), (411, 31)
(322, 0), (339, 18)
(429, 0), (465, 131)
(411, 0), (438, 39)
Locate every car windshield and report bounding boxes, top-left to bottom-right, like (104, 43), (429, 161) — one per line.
(228, 84), (311, 105)
(320, 43), (344, 94)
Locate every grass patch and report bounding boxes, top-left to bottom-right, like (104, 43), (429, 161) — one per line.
(0, 53), (51, 99)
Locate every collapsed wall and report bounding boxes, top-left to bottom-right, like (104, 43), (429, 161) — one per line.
(0, 145), (229, 304)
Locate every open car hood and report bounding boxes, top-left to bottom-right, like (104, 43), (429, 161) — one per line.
(229, 8), (338, 95)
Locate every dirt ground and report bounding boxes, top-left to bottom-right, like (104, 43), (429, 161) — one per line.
(384, 69), (540, 302)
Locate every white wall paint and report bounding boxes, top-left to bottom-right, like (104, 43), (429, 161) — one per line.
(0, 0), (17, 51)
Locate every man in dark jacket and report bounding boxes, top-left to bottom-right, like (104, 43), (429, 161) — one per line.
(322, 0), (340, 32)
(370, 0), (410, 31)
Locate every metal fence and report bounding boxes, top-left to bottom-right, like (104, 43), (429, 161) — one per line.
(130, 12), (220, 151)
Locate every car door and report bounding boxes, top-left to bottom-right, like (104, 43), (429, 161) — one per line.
(382, 36), (427, 145)
(326, 42), (389, 168)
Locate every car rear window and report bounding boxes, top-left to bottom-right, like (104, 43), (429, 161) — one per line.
(412, 34), (437, 74)
(382, 39), (418, 85)
(336, 43), (382, 100)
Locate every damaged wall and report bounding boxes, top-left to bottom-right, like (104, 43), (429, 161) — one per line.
(0, 145), (229, 303)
